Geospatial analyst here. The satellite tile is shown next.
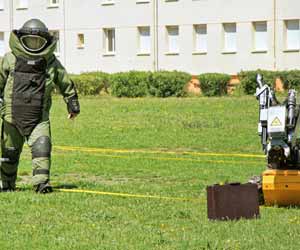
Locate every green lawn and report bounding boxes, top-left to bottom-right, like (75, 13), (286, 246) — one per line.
(1, 96), (299, 250)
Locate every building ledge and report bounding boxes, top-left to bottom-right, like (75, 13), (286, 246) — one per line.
(165, 52), (179, 56)
(102, 1), (115, 6)
(251, 50), (268, 54)
(222, 51), (237, 55)
(103, 52), (116, 57)
(283, 49), (300, 53)
(16, 7), (28, 10)
(136, 0), (150, 3)
(137, 52), (150, 56)
(47, 4), (59, 9)
(192, 51), (207, 55)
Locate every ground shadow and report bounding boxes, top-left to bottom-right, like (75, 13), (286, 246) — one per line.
(53, 184), (78, 189)
(14, 183), (78, 192)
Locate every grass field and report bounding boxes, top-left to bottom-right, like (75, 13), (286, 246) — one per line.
(1, 96), (300, 250)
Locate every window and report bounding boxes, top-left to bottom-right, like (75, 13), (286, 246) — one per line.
(138, 27), (151, 54)
(253, 22), (268, 52)
(17, 0), (28, 9)
(48, 0), (59, 8)
(223, 23), (237, 53)
(285, 20), (300, 50)
(77, 34), (85, 49)
(194, 24), (207, 53)
(103, 28), (115, 54)
(0, 0), (4, 10)
(102, 0), (115, 5)
(166, 26), (179, 54)
(49, 30), (60, 54)
(0, 32), (4, 56)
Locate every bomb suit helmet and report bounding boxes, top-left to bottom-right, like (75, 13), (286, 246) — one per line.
(17, 19), (52, 53)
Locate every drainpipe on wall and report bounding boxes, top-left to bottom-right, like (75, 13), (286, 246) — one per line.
(273, 0), (277, 70)
(153, 0), (159, 71)
(9, 0), (14, 31)
(63, 0), (67, 68)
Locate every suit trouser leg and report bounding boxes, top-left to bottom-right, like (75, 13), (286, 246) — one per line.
(1, 120), (24, 190)
(27, 120), (52, 186)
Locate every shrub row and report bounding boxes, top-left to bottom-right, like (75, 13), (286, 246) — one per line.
(238, 70), (300, 94)
(110, 71), (150, 97)
(198, 73), (231, 97)
(71, 70), (231, 97)
(71, 70), (192, 97)
(70, 72), (110, 96)
(68, 69), (300, 97)
(149, 71), (191, 97)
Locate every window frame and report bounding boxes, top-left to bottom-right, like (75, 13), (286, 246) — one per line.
(16, 0), (29, 10)
(284, 19), (300, 52)
(0, 0), (4, 10)
(47, 0), (59, 8)
(193, 24), (208, 55)
(165, 25), (180, 55)
(0, 32), (5, 57)
(222, 23), (237, 54)
(137, 26), (151, 56)
(77, 33), (85, 49)
(103, 28), (116, 56)
(252, 21), (268, 53)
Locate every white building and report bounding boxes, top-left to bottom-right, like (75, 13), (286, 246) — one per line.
(0, 0), (299, 75)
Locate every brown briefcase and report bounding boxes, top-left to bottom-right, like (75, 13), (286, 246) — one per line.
(207, 183), (260, 220)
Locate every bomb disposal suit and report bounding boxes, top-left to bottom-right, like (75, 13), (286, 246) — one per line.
(0, 19), (80, 192)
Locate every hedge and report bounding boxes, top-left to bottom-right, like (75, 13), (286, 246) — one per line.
(109, 70), (191, 97)
(279, 70), (300, 90)
(110, 71), (151, 97)
(148, 71), (191, 97)
(62, 69), (300, 97)
(71, 70), (191, 97)
(70, 72), (110, 96)
(238, 70), (300, 94)
(198, 73), (231, 96)
(238, 70), (279, 95)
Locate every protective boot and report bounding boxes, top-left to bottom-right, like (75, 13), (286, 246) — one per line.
(1, 121), (24, 192)
(35, 181), (53, 194)
(1, 180), (15, 192)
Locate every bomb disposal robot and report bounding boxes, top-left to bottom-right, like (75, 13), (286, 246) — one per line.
(255, 74), (300, 205)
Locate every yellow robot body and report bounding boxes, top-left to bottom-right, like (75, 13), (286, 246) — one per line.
(263, 169), (300, 206)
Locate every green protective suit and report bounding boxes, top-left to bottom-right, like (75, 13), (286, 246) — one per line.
(0, 31), (79, 190)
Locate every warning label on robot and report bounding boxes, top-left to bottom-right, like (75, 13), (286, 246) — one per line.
(271, 117), (282, 126)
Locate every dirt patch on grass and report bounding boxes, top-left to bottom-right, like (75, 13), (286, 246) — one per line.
(58, 173), (131, 186)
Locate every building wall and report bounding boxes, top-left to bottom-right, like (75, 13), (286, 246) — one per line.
(0, 0), (299, 75)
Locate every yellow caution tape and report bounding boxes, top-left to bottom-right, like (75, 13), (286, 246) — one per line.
(88, 153), (262, 165)
(56, 188), (274, 210)
(57, 188), (275, 210)
(54, 145), (265, 159)
(57, 188), (202, 202)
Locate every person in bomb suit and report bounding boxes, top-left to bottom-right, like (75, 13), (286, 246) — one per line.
(0, 19), (80, 193)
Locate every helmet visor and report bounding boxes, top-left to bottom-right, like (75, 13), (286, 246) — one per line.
(20, 35), (48, 52)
